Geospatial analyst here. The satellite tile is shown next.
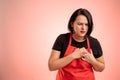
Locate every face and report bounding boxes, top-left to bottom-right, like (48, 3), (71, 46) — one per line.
(72, 15), (88, 38)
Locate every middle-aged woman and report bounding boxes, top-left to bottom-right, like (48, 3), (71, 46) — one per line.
(48, 8), (105, 80)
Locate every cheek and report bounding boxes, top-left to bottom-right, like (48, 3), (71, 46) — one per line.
(74, 26), (79, 31)
(86, 26), (89, 31)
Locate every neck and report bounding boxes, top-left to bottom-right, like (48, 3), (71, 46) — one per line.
(72, 34), (85, 42)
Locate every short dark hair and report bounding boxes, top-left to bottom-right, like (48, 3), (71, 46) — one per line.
(68, 8), (93, 36)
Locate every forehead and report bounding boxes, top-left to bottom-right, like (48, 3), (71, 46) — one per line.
(75, 15), (88, 23)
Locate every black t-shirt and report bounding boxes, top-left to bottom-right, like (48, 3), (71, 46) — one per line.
(52, 33), (103, 58)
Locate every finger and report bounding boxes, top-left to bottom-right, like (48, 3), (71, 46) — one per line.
(82, 57), (86, 61)
(90, 49), (94, 56)
(82, 53), (87, 59)
(90, 49), (93, 53)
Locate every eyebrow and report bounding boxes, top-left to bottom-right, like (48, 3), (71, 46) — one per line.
(77, 22), (88, 24)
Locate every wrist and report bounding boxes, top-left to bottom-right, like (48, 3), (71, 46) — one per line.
(91, 58), (97, 65)
(69, 53), (76, 60)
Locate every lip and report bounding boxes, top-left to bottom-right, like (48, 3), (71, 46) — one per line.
(80, 31), (85, 34)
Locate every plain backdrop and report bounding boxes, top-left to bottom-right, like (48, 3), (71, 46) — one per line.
(0, 0), (120, 80)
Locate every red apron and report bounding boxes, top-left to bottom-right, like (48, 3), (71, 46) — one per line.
(56, 34), (95, 80)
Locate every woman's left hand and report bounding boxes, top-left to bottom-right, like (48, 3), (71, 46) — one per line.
(82, 50), (96, 64)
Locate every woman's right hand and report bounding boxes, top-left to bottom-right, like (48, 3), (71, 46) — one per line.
(48, 47), (88, 71)
(71, 47), (87, 59)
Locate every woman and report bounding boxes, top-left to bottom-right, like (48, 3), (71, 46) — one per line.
(48, 8), (105, 80)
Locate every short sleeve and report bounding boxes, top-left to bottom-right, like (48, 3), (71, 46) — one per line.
(91, 38), (103, 58)
(52, 33), (70, 58)
(52, 34), (64, 51)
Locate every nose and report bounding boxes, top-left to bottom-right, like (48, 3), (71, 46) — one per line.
(81, 25), (85, 30)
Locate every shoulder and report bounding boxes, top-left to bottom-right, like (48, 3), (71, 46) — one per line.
(57, 33), (70, 38)
(52, 33), (70, 52)
(88, 36), (102, 48)
(88, 36), (99, 43)
(53, 33), (70, 46)
(88, 36), (102, 51)
(56, 33), (70, 41)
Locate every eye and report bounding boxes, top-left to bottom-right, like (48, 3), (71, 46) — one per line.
(85, 24), (88, 26)
(77, 23), (83, 25)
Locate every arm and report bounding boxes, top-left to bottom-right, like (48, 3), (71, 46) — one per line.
(48, 48), (87, 71)
(48, 50), (74, 71)
(91, 56), (105, 72)
(82, 51), (105, 72)
(85, 38), (105, 72)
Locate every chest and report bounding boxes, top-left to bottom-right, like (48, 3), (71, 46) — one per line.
(71, 38), (88, 48)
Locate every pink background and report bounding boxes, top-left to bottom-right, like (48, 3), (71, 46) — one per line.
(0, 0), (120, 80)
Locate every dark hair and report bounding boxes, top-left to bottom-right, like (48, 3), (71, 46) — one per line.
(68, 8), (93, 36)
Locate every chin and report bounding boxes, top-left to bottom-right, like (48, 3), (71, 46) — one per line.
(80, 33), (87, 37)
(78, 35), (85, 38)
(79, 34), (85, 37)
(75, 33), (85, 37)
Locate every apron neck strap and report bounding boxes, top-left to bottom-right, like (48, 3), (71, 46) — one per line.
(86, 37), (91, 53)
(68, 34), (72, 45)
(69, 34), (91, 53)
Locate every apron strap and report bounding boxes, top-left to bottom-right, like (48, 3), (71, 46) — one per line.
(68, 34), (72, 45)
(69, 34), (91, 53)
(86, 37), (91, 53)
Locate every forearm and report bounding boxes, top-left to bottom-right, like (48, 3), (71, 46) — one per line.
(48, 54), (74, 71)
(91, 59), (105, 72)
